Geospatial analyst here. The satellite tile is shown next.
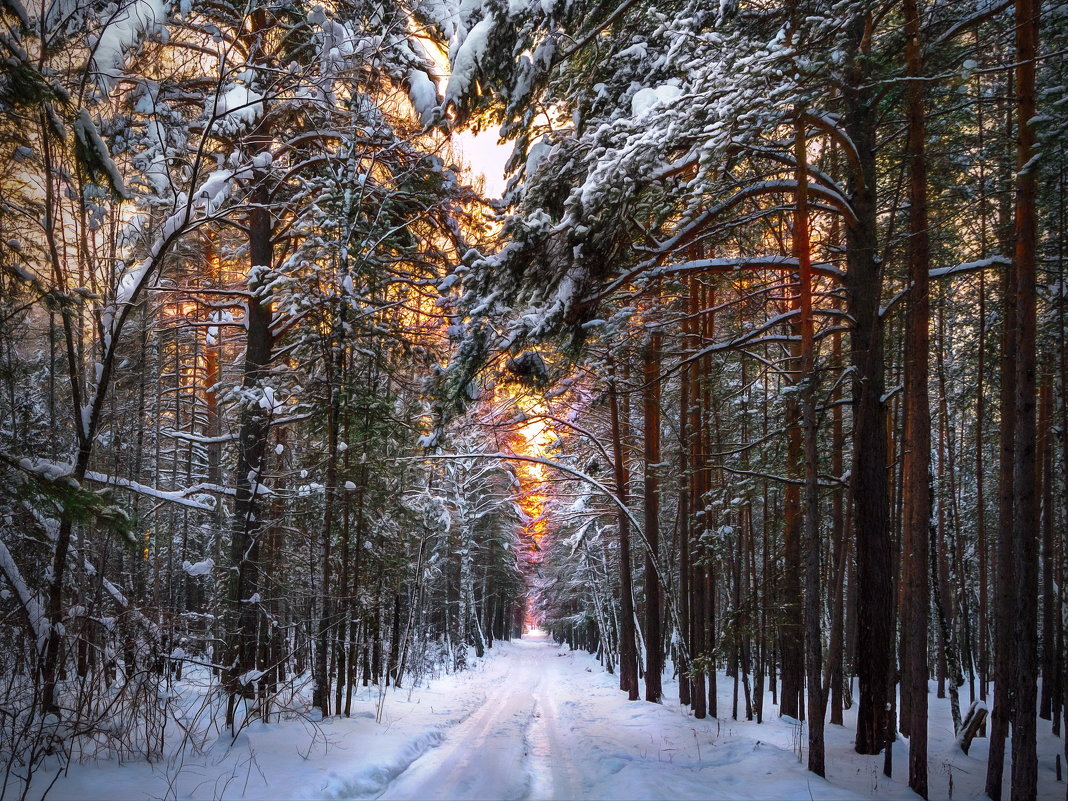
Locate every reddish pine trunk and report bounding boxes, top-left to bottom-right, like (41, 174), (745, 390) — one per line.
(781, 254), (804, 722)
(795, 117), (825, 776)
(643, 331), (663, 703)
(678, 295), (693, 708)
(610, 362), (640, 700)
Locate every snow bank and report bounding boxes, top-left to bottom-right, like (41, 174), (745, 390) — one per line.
(38, 652), (502, 801)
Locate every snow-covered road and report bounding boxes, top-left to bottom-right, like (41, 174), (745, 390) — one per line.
(39, 632), (1064, 800)
(378, 633), (582, 801)
(376, 633), (873, 801)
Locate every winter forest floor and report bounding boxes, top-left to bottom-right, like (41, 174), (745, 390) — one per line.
(30, 632), (1063, 801)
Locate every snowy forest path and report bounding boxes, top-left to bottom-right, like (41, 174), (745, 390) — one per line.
(368, 634), (896, 801)
(376, 632), (585, 801)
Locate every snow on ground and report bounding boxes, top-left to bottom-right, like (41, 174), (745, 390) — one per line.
(38, 634), (1064, 800)
(40, 659), (494, 801)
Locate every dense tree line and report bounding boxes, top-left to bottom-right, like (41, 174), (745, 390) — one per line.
(437, 0), (1067, 798)
(0, 0), (529, 793)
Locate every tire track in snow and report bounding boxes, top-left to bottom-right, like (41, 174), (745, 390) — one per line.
(524, 669), (584, 801)
(376, 634), (580, 801)
(377, 654), (535, 800)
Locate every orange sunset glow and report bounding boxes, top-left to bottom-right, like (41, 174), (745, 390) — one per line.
(511, 400), (555, 555)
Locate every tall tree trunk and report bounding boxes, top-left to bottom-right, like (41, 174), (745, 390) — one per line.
(977, 263), (989, 713)
(643, 330), (663, 703)
(987, 172), (1020, 801)
(609, 360), (639, 700)
(829, 322), (848, 726)
(703, 287), (718, 717)
(987, 58), (1024, 801)
(901, 0), (931, 793)
(843, 9), (894, 757)
(678, 294), (693, 708)
(795, 117), (824, 775)
(1058, 166), (1068, 754)
(1039, 374), (1055, 721)
(204, 240), (225, 566)
(225, 168), (274, 729)
(224, 9), (276, 730)
(314, 345), (340, 716)
(781, 281), (804, 722)
(690, 283), (708, 718)
(1009, 0), (1041, 793)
